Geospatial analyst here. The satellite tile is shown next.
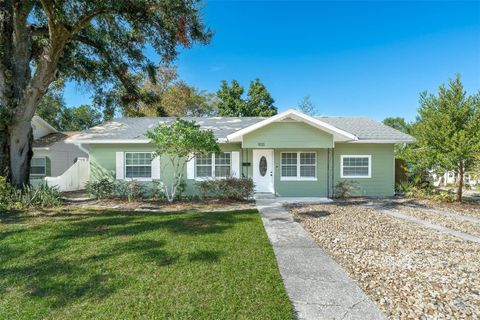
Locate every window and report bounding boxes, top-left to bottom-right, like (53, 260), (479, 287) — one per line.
(195, 152), (231, 179)
(30, 157), (46, 176)
(281, 152), (317, 180)
(341, 155), (371, 178)
(125, 152), (152, 179)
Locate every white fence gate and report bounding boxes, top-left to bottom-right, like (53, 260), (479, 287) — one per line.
(45, 158), (89, 192)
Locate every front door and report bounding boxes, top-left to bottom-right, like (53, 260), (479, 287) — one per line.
(253, 149), (274, 193)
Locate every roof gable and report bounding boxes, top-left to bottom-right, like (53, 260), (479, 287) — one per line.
(226, 109), (358, 142)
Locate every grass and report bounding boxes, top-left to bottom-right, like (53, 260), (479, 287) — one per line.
(0, 208), (293, 319)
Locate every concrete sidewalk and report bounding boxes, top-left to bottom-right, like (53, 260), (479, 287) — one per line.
(256, 199), (386, 320)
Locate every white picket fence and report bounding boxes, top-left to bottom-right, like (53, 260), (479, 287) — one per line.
(45, 158), (89, 192)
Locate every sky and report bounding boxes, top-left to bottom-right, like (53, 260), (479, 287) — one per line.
(64, 1), (480, 122)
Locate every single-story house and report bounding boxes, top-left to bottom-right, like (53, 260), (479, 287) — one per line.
(67, 109), (414, 197)
(31, 116), (88, 188)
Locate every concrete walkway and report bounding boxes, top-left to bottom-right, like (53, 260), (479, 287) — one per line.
(256, 199), (386, 320)
(374, 207), (480, 244)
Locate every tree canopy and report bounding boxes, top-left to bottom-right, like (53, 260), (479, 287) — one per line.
(297, 95), (318, 116)
(404, 75), (480, 201)
(136, 66), (217, 117)
(145, 119), (219, 202)
(1, 0), (212, 186)
(216, 79), (277, 116)
(382, 117), (412, 135)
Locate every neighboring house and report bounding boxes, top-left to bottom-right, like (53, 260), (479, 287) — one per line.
(67, 109), (414, 197)
(433, 171), (478, 187)
(31, 116), (88, 189)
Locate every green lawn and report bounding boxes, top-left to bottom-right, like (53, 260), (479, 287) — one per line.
(0, 208), (293, 319)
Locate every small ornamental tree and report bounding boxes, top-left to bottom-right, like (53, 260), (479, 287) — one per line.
(409, 75), (480, 201)
(145, 119), (220, 202)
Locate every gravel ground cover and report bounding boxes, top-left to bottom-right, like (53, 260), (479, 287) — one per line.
(410, 199), (480, 218)
(289, 201), (480, 319)
(390, 204), (480, 238)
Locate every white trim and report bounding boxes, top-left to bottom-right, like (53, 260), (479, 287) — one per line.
(252, 149), (275, 193)
(194, 152), (232, 181)
(32, 147), (50, 151)
(32, 115), (58, 133)
(346, 139), (415, 144)
(226, 109), (358, 142)
(124, 151), (154, 181)
(66, 138), (231, 144)
(280, 151), (317, 181)
(65, 139), (151, 144)
(340, 155), (372, 178)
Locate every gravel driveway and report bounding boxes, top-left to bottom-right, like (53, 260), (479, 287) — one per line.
(289, 201), (480, 319)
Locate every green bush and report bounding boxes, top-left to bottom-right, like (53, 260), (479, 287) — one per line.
(18, 184), (63, 208)
(334, 180), (359, 198)
(196, 178), (254, 200)
(85, 178), (115, 199)
(432, 191), (456, 203)
(0, 177), (62, 210)
(115, 180), (142, 202)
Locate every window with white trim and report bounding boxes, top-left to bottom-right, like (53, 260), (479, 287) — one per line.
(30, 157), (46, 176)
(195, 152), (231, 178)
(281, 152), (317, 180)
(125, 152), (152, 179)
(341, 155), (371, 178)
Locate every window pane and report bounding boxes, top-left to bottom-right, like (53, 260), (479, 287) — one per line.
(215, 152), (231, 165)
(126, 166), (151, 178)
(31, 158), (46, 166)
(215, 165), (230, 178)
(196, 165), (212, 177)
(281, 165), (297, 177)
(281, 153), (297, 165)
(300, 165), (316, 177)
(30, 166), (45, 175)
(196, 154), (212, 165)
(300, 152), (315, 165)
(342, 157), (369, 177)
(125, 153), (152, 178)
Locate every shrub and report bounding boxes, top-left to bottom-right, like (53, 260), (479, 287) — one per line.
(18, 183), (63, 208)
(196, 178), (254, 200)
(115, 180), (142, 202)
(334, 180), (359, 198)
(432, 191), (456, 203)
(0, 177), (62, 210)
(85, 178), (115, 199)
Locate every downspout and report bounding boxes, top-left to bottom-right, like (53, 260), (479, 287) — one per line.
(331, 148), (335, 198)
(327, 149), (330, 198)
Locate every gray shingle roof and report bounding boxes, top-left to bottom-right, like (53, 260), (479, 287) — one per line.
(69, 116), (414, 143)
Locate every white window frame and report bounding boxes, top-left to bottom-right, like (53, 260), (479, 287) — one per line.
(195, 152), (232, 181)
(340, 155), (372, 178)
(124, 152), (153, 181)
(30, 157), (46, 176)
(280, 152), (317, 181)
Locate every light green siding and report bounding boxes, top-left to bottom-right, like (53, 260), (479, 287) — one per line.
(88, 142), (396, 198)
(89, 143), (243, 196)
(333, 143), (395, 197)
(273, 149), (329, 197)
(243, 122), (334, 148)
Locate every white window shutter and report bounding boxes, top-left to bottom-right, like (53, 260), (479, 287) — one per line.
(115, 152), (124, 180)
(151, 156), (160, 179)
(231, 151), (240, 178)
(186, 154), (195, 179)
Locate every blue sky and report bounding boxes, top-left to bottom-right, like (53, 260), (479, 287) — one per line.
(64, 1), (480, 122)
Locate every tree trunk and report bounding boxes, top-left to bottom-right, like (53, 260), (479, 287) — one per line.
(8, 119), (33, 187)
(457, 161), (464, 202)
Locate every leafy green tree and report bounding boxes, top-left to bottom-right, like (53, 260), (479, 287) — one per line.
(383, 117), (412, 134)
(298, 95), (319, 116)
(36, 80), (67, 126)
(407, 75), (480, 201)
(216, 79), (277, 117)
(216, 80), (246, 116)
(245, 79), (277, 117)
(0, 1), (211, 187)
(145, 119), (220, 202)
(69, 105), (102, 131)
(138, 66), (217, 117)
